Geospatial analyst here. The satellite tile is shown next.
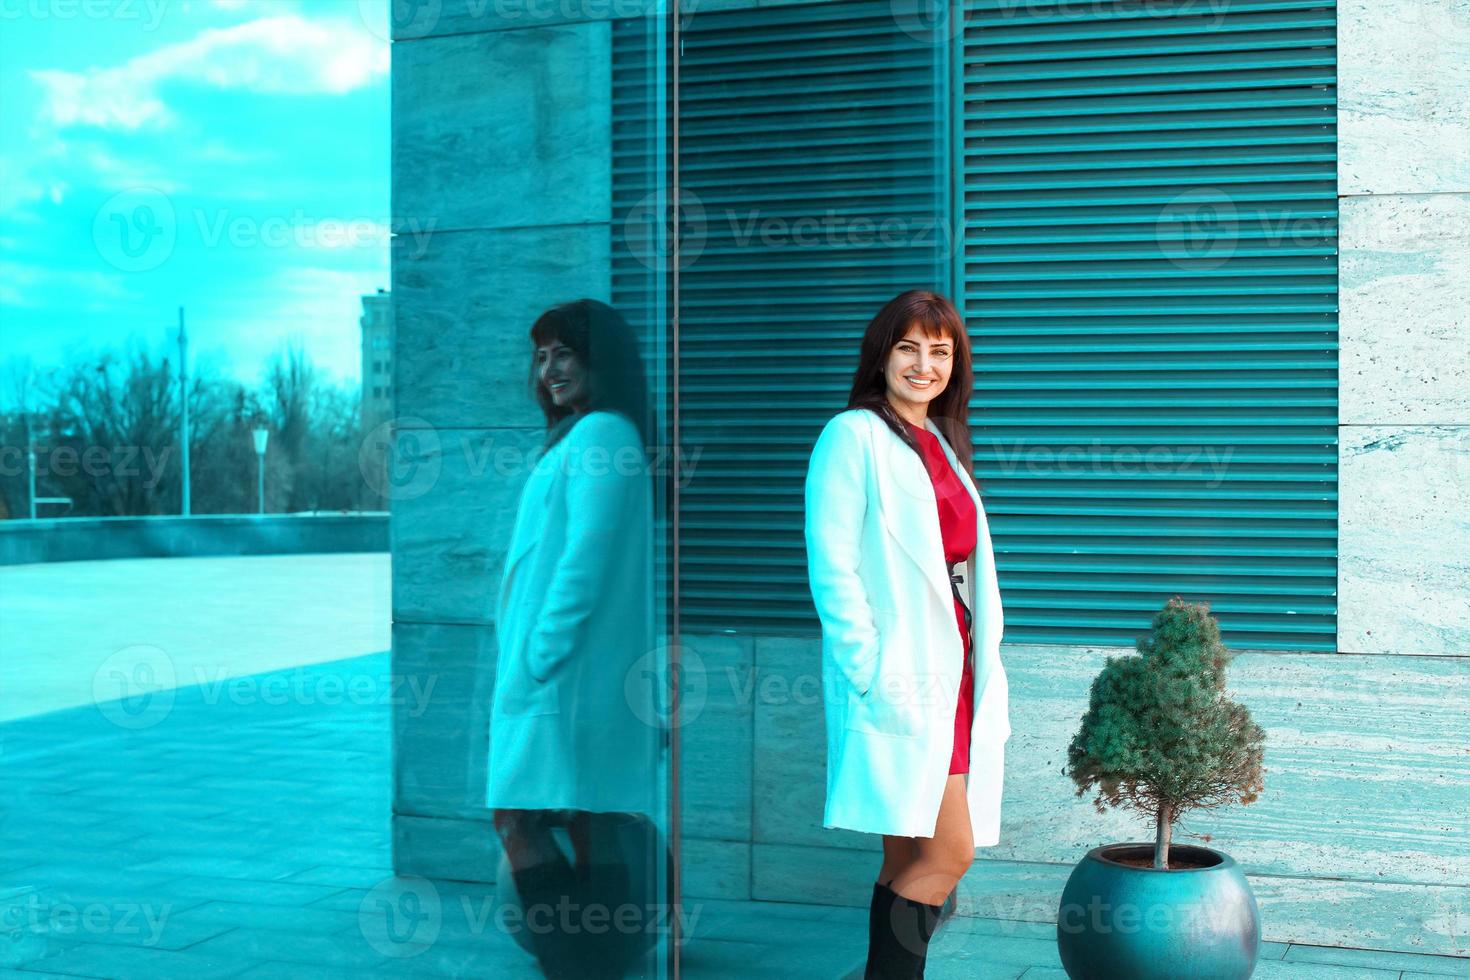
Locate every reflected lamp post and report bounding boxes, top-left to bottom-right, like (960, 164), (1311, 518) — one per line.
(176, 307), (190, 516)
(252, 427), (269, 515)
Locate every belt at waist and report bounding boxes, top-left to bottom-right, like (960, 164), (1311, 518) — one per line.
(947, 560), (972, 636)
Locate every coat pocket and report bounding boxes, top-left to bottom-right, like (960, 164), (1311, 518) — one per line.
(495, 675), (562, 717)
(844, 682), (919, 738)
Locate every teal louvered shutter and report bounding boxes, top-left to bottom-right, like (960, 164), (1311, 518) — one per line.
(958, 0), (1338, 650)
(673, 1), (950, 632)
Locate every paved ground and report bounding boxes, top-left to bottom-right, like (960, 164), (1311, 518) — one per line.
(2, 557), (1467, 977)
(0, 554), (391, 723)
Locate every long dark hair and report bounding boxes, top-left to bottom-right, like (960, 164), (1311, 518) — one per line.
(846, 289), (977, 482)
(528, 299), (652, 454)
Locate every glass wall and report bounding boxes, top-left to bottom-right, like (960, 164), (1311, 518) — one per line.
(389, 4), (676, 978)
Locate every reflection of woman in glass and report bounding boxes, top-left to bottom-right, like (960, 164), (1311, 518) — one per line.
(488, 299), (661, 979)
(804, 290), (1010, 978)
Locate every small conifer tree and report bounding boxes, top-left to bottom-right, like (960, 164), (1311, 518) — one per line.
(1065, 596), (1266, 869)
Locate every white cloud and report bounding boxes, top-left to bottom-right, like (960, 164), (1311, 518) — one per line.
(29, 13), (389, 131)
(0, 154), (46, 212)
(82, 146), (185, 194)
(0, 260), (141, 309)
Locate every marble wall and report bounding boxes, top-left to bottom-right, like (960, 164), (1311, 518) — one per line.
(1337, 0), (1470, 656)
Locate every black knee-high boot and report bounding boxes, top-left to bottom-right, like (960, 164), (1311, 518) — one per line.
(510, 859), (581, 980)
(864, 881), (943, 979)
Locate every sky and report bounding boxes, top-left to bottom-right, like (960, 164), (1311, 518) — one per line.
(0, 0), (392, 410)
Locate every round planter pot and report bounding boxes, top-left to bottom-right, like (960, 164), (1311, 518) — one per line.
(1057, 843), (1260, 980)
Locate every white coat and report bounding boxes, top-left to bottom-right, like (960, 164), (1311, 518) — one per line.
(804, 407), (1010, 844)
(487, 409), (662, 818)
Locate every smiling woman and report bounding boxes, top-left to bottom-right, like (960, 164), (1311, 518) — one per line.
(804, 289), (1010, 978)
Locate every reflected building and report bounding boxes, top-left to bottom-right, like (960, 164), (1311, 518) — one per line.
(360, 287), (394, 433)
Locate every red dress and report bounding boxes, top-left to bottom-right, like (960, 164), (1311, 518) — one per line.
(908, 421), (978, 775)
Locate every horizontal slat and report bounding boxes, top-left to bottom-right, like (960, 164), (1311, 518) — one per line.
(948, 0), (1338, 651)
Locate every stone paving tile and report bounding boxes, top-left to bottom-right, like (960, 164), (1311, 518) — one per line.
(233, 966), (375, 980)
(279, 865), (400, 890)
(714, 932), (875, 980)
(184, 927), (542, 978)
(5, 942), (250, 980)
(165, 899), (364, 935)
(145, 875), (352, 911)
(120, 856), (312, 882)
(1253, 961), (1409, 979)
(1285, 942), (1470, 977)
(0, 870), (189, 915)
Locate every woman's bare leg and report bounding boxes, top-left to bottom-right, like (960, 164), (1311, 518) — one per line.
(491, 808), (563, 871)
(885, 774), (973, 906)
(877, 834), (918, 887)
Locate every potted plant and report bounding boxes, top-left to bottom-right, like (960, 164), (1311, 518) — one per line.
(1057, 597), (1267, 980)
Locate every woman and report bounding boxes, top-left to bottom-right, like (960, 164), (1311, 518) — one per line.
(488, 299), (662, 979)
(804, 289), (1010, 978)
